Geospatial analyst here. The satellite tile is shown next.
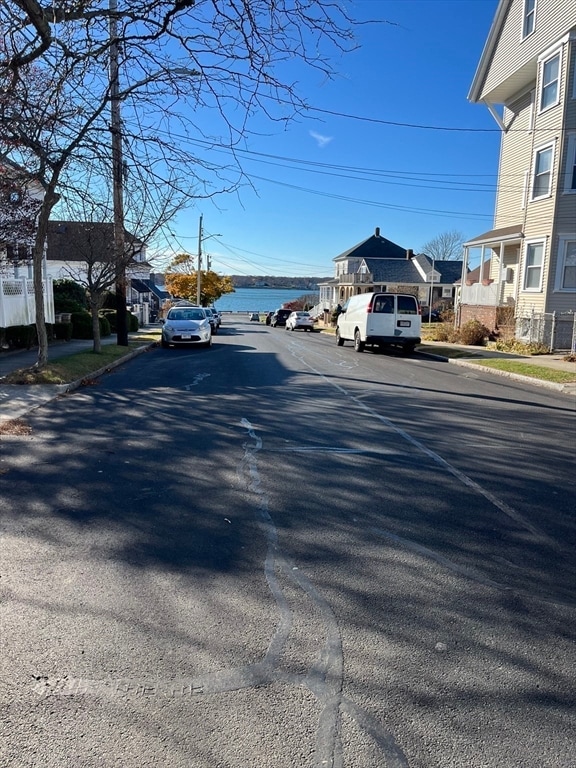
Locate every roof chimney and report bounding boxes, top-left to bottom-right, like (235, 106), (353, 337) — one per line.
(406, 248), (413, 260)
(375, 227), (380, 238)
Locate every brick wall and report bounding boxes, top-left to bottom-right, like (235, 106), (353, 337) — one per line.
(459, 305), (498, 331)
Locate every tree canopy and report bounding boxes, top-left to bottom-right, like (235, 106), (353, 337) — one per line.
(1, 0), (358, 365)
(165, 270), (234, 307)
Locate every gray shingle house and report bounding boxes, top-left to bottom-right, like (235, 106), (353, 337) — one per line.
(318, 228), (465, 315)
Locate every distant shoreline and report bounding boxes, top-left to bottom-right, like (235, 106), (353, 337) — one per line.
(231, 286), (319, 290)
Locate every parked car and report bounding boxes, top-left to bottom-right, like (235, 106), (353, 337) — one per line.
(336, 292), (421, 355)
(270, 308), (292, 327)
(203, 307), (219, 333)
(249, 312), (260, 322)
(161, 306), (212, 348)
(285, 311), (315, 331)
(421, 308), (441, 323)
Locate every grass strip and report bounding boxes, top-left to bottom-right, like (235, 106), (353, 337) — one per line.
(1, 338), (157, 385)
(466, 358), (576, 384)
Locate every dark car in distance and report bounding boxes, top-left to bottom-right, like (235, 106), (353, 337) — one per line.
(270, 308), (292, 327)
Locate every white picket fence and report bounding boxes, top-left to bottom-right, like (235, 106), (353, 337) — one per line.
(0, 276), (55, 327)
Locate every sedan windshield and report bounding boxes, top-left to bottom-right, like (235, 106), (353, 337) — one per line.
(168, 310), (205, 321)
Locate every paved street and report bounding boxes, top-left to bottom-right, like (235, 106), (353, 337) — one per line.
(1, 318), (575, 767)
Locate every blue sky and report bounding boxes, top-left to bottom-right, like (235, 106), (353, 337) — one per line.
(154, 0), (500, 277)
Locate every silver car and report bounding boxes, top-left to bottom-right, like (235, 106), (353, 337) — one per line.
(161, 306), (212, 348)
(202, 307), (219, 334)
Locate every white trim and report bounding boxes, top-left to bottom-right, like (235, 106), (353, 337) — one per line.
(564, 132), (576, 193)
(522, 238), (546, 292)
(527, 89), (536, 132)
(537, 35), (570, 64)
(521, 169), (529, 209)
(554, 235), (576, 292)
(529, 141), (555, 201)
(538, 48), (561, 113)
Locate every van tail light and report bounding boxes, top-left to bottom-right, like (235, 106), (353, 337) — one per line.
(366, 301), (373, 313)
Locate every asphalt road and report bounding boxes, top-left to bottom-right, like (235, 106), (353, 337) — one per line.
(1, 318), (575, 768)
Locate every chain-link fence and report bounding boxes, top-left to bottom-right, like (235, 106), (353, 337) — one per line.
(516, 310), (576, 352)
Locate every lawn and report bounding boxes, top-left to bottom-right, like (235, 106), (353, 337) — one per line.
(1, 334), (159, 385)
(465, 358), (576, 384)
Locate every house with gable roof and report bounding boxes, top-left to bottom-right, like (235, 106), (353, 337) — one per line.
(463, 0), (576, 347)
(45, 220), (159, 324)
(318, 227), (464, 316)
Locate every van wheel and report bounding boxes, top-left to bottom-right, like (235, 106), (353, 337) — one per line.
(354, 330), (364, 353)
(336, 329), (344, 346)
(402, 343), (416, 356)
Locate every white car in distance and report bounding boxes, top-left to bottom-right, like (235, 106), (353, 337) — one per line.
(285, 311), (315, 332)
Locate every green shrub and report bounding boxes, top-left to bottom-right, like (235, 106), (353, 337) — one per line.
(53, 279), (88, 310)
(100, 309), (138, 332)
(458, 319), (490, 346)
(71, 311), (93, 339)
(99, 314), (111, 337)
(55, 297), (87, 314)
(54, 322), (73, 341)
(5, 324), (37, 349)
(101, 291), (117, 309)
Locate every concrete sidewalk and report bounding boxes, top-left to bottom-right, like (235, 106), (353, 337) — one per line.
(0, 333), (156, 423)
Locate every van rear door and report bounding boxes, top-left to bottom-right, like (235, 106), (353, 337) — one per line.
(395, 295), (420, 337)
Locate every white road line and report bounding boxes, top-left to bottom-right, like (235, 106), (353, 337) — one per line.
(286, 348), (558, 550)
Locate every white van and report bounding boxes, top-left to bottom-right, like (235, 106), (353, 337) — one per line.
(336, 292), (421, 354)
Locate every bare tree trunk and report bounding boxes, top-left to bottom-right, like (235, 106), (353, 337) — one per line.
(91, 299), (102, 353)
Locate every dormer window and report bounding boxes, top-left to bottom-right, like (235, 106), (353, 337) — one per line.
(522, 0), (536, 38)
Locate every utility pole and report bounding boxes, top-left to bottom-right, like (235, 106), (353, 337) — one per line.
(196, 213), (203, 305)
(109, 0), (128, 346)
(429, 256), (435, 325)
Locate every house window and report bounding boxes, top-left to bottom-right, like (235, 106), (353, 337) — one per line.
(523, 0), (536, 38)
(555, 237), (576, 291)
(530, 144), (554, 200)
(540, 52), (560, 111)
(523, 241), (545, 291)
(564, 133), (576, 192)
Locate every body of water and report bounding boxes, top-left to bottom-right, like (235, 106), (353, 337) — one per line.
(214, 287), (318, 313)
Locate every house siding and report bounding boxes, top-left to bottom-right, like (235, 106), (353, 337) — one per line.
(495, 90), (533, 228)
(480, 0), (576, 100)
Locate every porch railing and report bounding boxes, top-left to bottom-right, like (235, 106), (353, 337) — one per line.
(460, 282), (499, 306)
(337, 273), (373, 285)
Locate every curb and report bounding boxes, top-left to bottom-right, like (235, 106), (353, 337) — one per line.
(0, 343), (156, 422)
(60, 342), (157, 394)
(419, 351), (575, 394)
